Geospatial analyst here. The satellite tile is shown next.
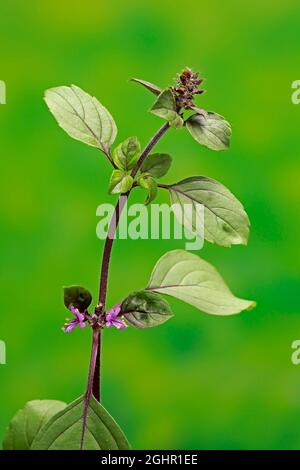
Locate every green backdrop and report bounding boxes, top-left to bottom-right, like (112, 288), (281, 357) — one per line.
(1, 0), (300, 450)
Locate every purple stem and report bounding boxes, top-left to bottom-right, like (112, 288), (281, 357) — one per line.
(92, 121), (170, 400)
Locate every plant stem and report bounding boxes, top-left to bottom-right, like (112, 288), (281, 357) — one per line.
(92, 121), (170, 400)
(81, 328), (100, 449)
(131, 122), (170, 178)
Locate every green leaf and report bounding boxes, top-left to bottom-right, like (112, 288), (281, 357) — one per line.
(141, 153), (172, 178)
(64, 286), (92, 312)
(121, 290), (173, 328)
(166, 176), (250, 247)
(44, 85), (117, 152)
(150, 89), (184, 128)
(138, 175), (158, 205)
(109, 170), (133, 194)
(130, 78), (162, 96)
(3, 400), (66, 450)
(31, 396), (130, 450)
(148, 250), (256, 316)
(186, 112), (231, 151)
(113, 136), (141, 171)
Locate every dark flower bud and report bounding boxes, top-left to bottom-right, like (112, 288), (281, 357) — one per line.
(173, 67), (206, 109)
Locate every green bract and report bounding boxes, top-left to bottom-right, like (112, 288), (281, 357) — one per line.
(148, 250), (255, 316)
(3, 400), (67, 450)
(186, 112), (231, 151)
(31, 396), (130, 450)
(113, 136), (141, 171)
(121, 290), (173, 328)
(150, 89), (184, 128)
(44, 85), (117, 152)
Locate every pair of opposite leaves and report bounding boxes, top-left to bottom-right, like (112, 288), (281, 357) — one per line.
(64, 247), (255, 333)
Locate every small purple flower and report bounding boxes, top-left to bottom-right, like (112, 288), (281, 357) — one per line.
(63, 306), (86, 333)
(105, 304), (127, 330)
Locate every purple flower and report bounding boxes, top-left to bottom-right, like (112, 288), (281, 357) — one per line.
(63, 306), (86, 333)
(105, 304), (127, 330)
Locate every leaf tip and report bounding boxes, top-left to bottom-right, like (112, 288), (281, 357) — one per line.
(246, 300), (257, 311)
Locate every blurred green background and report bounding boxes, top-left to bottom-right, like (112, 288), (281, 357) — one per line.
(1, 0), (300, 450)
